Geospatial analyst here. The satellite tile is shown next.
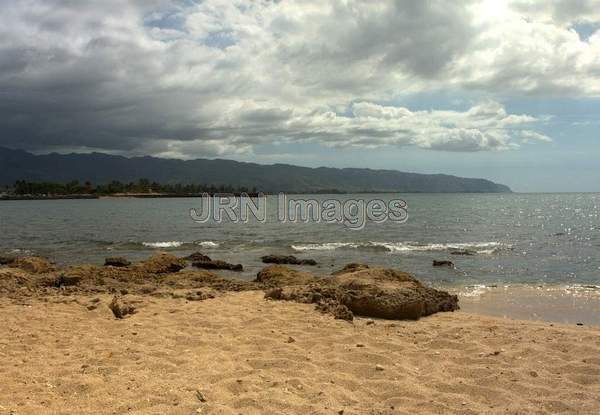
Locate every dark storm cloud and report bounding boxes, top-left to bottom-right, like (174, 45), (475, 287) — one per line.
(1, 0), (595, 157)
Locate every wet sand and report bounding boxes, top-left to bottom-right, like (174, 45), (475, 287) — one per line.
(1, 291), (599, 415)
(457, 285), (600, 326)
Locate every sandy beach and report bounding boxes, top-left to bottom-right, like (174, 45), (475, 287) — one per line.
(0, 255), (599, 414)
(0, 291), (599, 415)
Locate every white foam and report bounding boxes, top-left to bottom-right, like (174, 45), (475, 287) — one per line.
(142, 241), (184, 248)
(196, 241), (219, 248)
(291, 241), (510, 254)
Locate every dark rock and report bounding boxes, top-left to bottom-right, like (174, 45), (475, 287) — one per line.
(450, 250), (476, 256)
(433, 260), (454, 267)
(104, 257), (131, 267)
(261, 255), (317, 266)
(0, 255), (17, 265)
(108, 296), (136, 318)
(184, 252), (212, 262)
(192, 259), (243, 271)
(53, 274), (82, 287)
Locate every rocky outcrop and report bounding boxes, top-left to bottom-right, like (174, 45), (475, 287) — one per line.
(11, 256), (56, 274)
(263, 264), (459, 321)
(135, 253), (186, 274)
(192, 259), (243, 272)
(0, 255), (17, 265)
(104, 257), (131, 267)
(331, 266), (459, 320)
(261, 255), (317, 266)
(183, 252), (212, 262)
(183, 252), (243, 271)
(256, 265), (319, 286)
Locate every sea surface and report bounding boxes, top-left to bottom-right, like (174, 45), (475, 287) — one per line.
(1, 193), (599, 293)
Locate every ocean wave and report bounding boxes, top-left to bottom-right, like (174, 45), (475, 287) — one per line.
(138, 240), (220, 249)
(291, 241), (511, 254)
(142, 241), (184, 248)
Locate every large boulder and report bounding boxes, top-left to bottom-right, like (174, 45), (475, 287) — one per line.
(331, 266), (459, 320)
(136, 253), (186, 274)
(262, 264), (458, 321)
(261, 255), (317, 266)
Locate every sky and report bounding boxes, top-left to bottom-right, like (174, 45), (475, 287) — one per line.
(1, 0), (599, 192)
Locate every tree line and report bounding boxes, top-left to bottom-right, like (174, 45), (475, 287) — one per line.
(9, 179), (258, 196)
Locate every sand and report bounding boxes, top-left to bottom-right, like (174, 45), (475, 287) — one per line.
(1, 291), (599, 415)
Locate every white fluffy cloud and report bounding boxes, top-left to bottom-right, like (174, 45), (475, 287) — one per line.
(1, 0), (597, 156)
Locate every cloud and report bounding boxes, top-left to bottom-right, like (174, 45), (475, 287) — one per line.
(0, 0), (590, 157)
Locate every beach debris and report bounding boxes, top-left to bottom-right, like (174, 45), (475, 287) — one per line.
(286, 336), (296, 343)
(108, 295), (136, 319)
(104, 257), (131, 267)
(136, 253), (186, 274)
(577, 322), (584, 326)
(261, 255), (317, 266)
(432, 260), (454, 267)
(529, 371), (539, 377)
(195, 389), (207, 403)
(375, 364), (385, 371)
(356, 343), (365, 348)
(366, 320), (375, 325)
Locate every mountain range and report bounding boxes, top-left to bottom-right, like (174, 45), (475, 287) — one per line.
(0, 147), (511, 193)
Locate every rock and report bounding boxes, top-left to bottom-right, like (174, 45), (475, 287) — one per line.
(432, 260), (454, 267)
(108, 296), (136, 318)
(331, 266), (459, 320)
(52, 274), (82, 287)
(256, 265), (318, 286)
(263, 264), (458, 321)
(192, 259), (243, 271)
(375, 364), (384, 371)
(286, 336), (296, 343)
(0, 255), (17, 265)
(12, 256), (55, 274)
(261, 255), (317, 266)
(184, 252), (212, 262)
(136, 253), (186, 274)
(104, 257), (131, 267)
(450, 250), (476, 256)
(195, 390), (207, 403)
(329, 304), (354, 321)
(331, 263), (369, 276)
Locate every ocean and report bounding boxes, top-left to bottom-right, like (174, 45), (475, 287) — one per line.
(1, 193), (599, 292)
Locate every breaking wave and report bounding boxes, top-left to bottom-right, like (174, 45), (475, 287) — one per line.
(291, 241), (511, 254)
